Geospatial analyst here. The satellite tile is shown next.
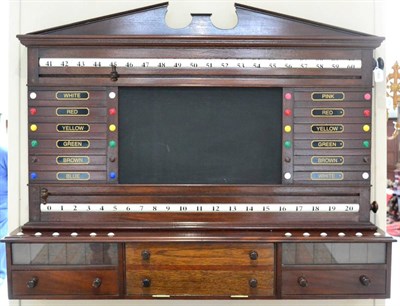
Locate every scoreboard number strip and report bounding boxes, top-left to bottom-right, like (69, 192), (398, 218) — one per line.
(41, 203), (359, 213)
(39, 58), (362, 69)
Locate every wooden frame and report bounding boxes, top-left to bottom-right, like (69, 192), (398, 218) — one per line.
(2, 2), (394, 300)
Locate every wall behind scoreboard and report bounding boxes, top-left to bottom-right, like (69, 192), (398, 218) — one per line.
(7, 1), (386, 306)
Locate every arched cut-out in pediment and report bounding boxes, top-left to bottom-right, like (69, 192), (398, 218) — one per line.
(27, 2), (374, 38)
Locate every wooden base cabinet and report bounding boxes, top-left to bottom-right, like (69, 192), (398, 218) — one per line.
(4, 235), (393, 299)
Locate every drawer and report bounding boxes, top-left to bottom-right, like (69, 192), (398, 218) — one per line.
(126, 243), (274, 266)
(12, 269), (120, 297)
(281, 269), (387, 297)
(126, 242), (275, 297)
(126, 269), (274, 297)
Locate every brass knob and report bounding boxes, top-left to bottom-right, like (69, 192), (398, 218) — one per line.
(249, 250), (258, 260)
(110, 65), (119, 82)
(359, 275), (371, 287)
(26, 277), (38, 289)
(142, 278), (151, 288)
(141, 250), (151, 260)
(249, 278), (258, 288)
(297, 276), (308, 288)
(92, 277), (102, 288)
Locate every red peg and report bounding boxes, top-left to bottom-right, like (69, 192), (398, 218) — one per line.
(363, 109), (371, 117)
(284, 109), (292, 116)
(30, 108), (37, 115)
(109, 108), (117, 116)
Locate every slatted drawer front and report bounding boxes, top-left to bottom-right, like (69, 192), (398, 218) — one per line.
(12, 269), (119, 297)
(126, 243), (275, 297)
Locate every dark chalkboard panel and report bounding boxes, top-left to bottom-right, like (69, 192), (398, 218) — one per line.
(119, 87), (282, 184)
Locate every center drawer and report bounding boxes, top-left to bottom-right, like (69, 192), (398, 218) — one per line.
(125, 242), (275, 297)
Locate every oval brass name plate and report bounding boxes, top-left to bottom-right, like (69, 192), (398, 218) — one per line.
(311, 156), (344, 165)
(56, 107), (89, 116)
(311, 140), (344, 149)
(311, 124), (344, 133)
(311, 172), (344, 180)
(57, 124), (90, 132)
(56, 140), (90, 148)
(312, 92), (345, 101)
(56, 91), (89, 100)
(56, 156), (90, 165)
(311, 108), (344, 117)
(56, 172), (90, 180)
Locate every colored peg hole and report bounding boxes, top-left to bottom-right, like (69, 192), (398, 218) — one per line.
(363, 109), (371, 117)
(29, 92), (37, 99)
(363, 125), (370, 132)
(109, 108), (117, 115)
(30, 124), (38, 132)
(109, 124), (117, 132)
(30, 108), (37, 115)
(31, 140), (39, 147)
(109, 140), (117, 148)
(284, 125), (292, 133)
(284, 141), (292, 149)
(284, 93), (292, 100)
(362, 172), (370, 180)
(284, 109), (292, 116)
(363, 140), (370, 148)
(109, 172), (117, 180)
(30, 172), (37, 180)
(364, 93), (371, 100)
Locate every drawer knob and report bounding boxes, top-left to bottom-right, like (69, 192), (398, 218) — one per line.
(40, 188), (49, 204)
(297, 276), (308, 288)
(26, 277), (38, 289)
(359, 275), (371, 287)
(92, 277), (102, 288)
(370, 201), (379, 213)
(141, 250), (151, 260)
(249, 250), (258, 260)
(249, 278), (258, 288)
(142, 278), (151, 288)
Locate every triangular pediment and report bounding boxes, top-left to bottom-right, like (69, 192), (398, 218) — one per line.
(27, 2), (374, 38)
